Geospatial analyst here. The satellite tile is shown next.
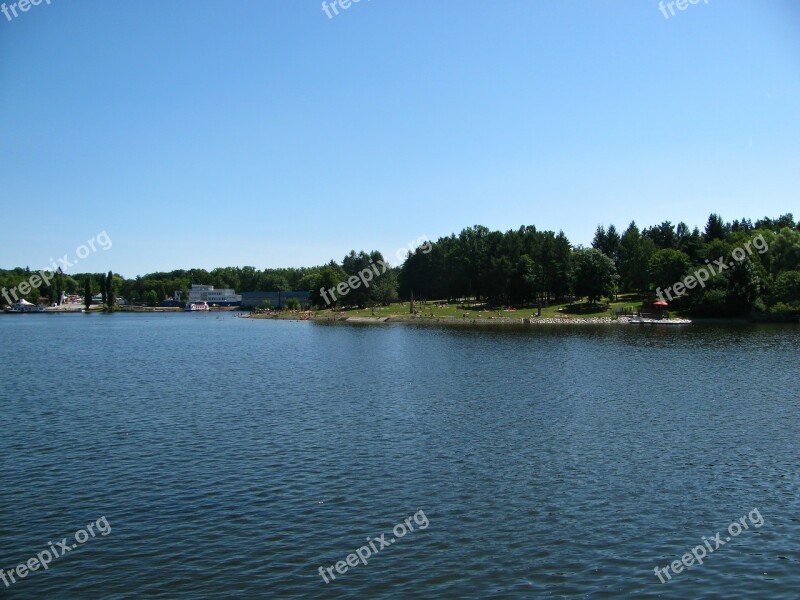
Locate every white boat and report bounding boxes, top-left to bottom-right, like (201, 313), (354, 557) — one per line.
(184, 302), (210, 312)
(4, 299), (45, 313)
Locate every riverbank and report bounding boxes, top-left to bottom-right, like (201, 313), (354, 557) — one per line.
(245, 313), (697, 326)
(5, 306), (788, 326)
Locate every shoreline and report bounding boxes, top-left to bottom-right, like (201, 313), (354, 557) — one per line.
(246, 313), (797, 326)
(4, 310), (793, 326)
(318, 315), (628, 325)
(247, 314), (715, 326)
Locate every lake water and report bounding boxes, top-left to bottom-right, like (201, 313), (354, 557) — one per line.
(0, 314), (798, 598)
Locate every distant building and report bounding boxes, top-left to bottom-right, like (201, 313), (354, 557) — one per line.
(184, 284), (242, 306)
(89, 294), (127, 306)
(241, 291), (310, 309)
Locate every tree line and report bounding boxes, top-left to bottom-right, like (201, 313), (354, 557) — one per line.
(2, 213), (799, 317)
(398, 214), (800, 317)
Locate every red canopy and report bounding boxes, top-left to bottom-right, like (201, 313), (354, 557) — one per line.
(652, 300), (669, 307)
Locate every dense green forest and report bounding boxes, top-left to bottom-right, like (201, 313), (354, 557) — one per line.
(2, 213), (799, 318)
(399, 213), (800, 318)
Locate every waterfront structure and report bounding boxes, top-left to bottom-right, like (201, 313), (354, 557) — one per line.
(241, 291), (310, 309)
(184, 285), (242, 306)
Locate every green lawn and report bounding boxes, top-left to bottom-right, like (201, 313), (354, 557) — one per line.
(312, 295), (645, 320)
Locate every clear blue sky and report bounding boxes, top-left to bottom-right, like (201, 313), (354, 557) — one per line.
(2, 0), (799, 277)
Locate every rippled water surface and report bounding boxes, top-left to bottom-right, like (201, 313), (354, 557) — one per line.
(0, 314), (798, 598)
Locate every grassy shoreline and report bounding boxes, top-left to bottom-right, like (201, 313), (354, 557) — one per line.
(245, 295), (698, 325)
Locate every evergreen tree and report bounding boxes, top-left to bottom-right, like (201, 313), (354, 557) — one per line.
(704, 213), (727, 241)
(83, 277), (93, 310)
(106, 271), (115, 308)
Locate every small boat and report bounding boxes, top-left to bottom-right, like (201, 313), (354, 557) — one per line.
(184, 302), (210, 312)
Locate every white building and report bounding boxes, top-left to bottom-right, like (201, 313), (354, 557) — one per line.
(185, 284), (242, 306)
